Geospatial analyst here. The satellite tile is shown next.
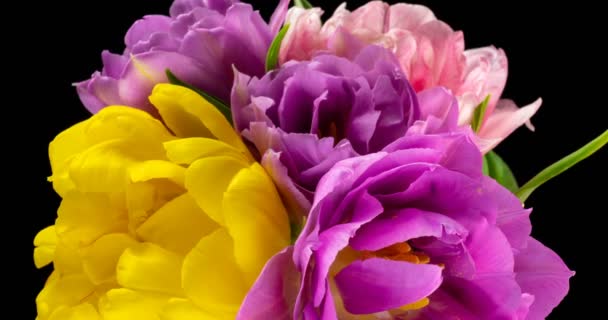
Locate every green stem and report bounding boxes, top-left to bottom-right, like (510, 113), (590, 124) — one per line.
(294, 0), (313, 9)
(516, 129), (608, 202)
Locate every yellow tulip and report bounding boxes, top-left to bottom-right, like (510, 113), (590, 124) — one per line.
(34, 84), (291, 319)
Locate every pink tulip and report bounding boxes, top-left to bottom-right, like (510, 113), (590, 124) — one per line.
(280, 1), (541, 152)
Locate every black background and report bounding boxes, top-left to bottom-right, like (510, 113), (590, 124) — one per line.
(19, 1), (606, 319)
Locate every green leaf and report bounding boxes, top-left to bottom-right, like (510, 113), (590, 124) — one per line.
(294, 0), (313, 9)
(483, 151), (518, 193)
(471, 95), (491, 133)
(516, 129), (608, 202)
(165, 69), (232, 123)
(265, 24), (290, 72)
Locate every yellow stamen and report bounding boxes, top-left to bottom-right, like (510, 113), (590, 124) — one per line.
(398, 297), (430, 312)
(361, 242), (430, 264)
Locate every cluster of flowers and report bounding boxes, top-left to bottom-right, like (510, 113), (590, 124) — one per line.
(35, 0), (606, 319)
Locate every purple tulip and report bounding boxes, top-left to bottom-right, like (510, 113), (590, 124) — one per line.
(76, 0), (289, 115)
(239, 131), (573, 320)
(232, 45), (445, 216)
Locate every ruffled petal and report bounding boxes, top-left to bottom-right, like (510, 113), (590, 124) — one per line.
(334, 258), (442, 314)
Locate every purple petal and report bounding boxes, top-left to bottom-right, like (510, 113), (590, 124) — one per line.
(478, 177), (531, 251)
(465, 218), (514, 274)
(117, 51), (206, 110)
(373, 168), (498, 230)
(514, 237), (574, 320)
(350, 208), (467, 251)
(124, 15), (172, 50)
(237, 247), (298, 320)
(423, 273), (522, 319)
(334, 258), (443, 314)
(222, 4), (273, 77)
(76, 75), (120, 114)
(170, 0), (238, 17)
(101, 51), (128, 78)
(384, 133), (482, 179)
(269, 0), (290, 34)
(261, 150), (312, 219)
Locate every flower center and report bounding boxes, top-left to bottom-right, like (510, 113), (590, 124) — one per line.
(332, 242), (434, 315)
(318, 121), (344, 145)
(361, 242), (431, 313)
(360, 242), (430, 264)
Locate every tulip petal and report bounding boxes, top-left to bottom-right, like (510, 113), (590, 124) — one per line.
(36, 274), (96, 319)
(182, 229), (247, 317)
(150, 84), (247, 152)
(116, 243), (184, 296)
(137, 194), (219, 255)
(99, 288), (171, 320)
(34, 226), (57, 268)
(237, 247), (298, 320)
(186, 156), (248, 225)
(82, 233), (138, 285)
(47, 303), (101, 320)
(334, 258), (443, 314)
(477, 98), (542, 152)
(164, 137), (250, 165)
(48, 121), (90, 195)
(56, 192), (127, 248)
(160, 299), (217, 320)
(350, 208), (467, 251)
(129, 160), (186, 186)
(515, 237), (574, 320)
(223, 163), (291, 283)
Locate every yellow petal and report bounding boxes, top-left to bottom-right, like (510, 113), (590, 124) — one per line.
(47, 303), (101, 320)
(67, 139), (163, 193)
(49, 121), (90, 196)
(81, 233), (138, 285)
(56, 192), (127, 248)
(164, 138), (251, 165)
(150, 93), (215, 139)
(36, 273), (96, 319)
(98, 288), (171, 320)
(149, 84), (247, 152)
(116, 243), (184, 296)
(137, 194), (219, 255)
(49, 106), (173, 195)
(84, 106), (173, 146)
(125, 181), (184, 233)
(223, 163), (290, 284)
(129, 160), (186, 186)
(53, 240), (84, 274)
(182, 229), (247, 316)
(34, 226), (58, 268)
(160, 299), (218, 320)
(185, 156), (248, 225)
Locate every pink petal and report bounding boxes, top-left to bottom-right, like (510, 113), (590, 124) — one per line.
(388, 3), (436, 30)
(279, 7), (325, 64)
(459, 46), (508, 121)
(344, 1), (390, 35)
(477, 98), (542, 152)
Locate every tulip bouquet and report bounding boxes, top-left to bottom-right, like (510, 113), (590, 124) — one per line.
(34, 0), (607, 319)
